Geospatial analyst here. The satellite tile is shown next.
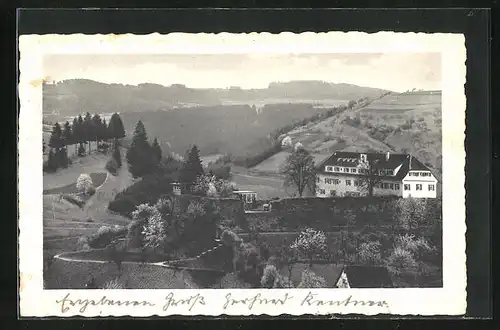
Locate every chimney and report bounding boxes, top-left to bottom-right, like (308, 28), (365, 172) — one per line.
(409, 154), (412, 169)
(385, 151), (390, 161)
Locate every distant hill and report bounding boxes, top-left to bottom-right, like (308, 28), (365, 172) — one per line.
(42, 79), (390, 118)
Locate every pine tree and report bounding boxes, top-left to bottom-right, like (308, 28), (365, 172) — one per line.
(56, 148), (69, 168)
(151, 138), (162, 164)
(126, 120), (155, 178)
(108, 113), (126, 142)
(112, 139), (122, 167)
(61, 121), (73, 147)
(91, 114), (103, 145)
(180, 145), (204, 189)
(72, 117), (80, 154)
(48, 123), (64, 150)
(102, 118), (109, 142)
(83, 112), (93, 154)
(47, 149), (57, 171)
(75, 115), (86, 156)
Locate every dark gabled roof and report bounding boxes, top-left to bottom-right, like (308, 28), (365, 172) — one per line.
(343, 265), (393, 288)
(316, 151), (433, 181)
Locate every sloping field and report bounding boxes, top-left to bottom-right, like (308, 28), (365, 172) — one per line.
(250, 91), (442, 180)
(43, 153), (110, 191)
(43, 172), (107, 194)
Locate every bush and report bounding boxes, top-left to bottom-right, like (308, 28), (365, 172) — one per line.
(77, 236), (91, 251)
(106, 158), (119, 175)
(358, 241), (382, 265)
(260, 264), (288, 288)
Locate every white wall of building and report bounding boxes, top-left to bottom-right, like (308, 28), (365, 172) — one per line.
(316, 173), (362, 197)
(401, 171), (438, 198)
(316, 170), (437, 198)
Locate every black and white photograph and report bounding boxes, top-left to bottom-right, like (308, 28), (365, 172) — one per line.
(19, 32), (466, 316)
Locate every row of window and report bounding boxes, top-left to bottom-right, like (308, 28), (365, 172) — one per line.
(404, 183), (435, 191)
(322, 177), (360, 186)
(324, 166), (394, 176)
(322, 177), (401, 190)
(318, 190), (363, 197)
(375, 183), (400, 190)
(408, 171), (432, 177)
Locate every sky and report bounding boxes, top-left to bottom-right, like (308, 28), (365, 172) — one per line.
(43, 53), (441, 92)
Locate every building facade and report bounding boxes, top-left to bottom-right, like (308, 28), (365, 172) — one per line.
(315, 151), (438, 198)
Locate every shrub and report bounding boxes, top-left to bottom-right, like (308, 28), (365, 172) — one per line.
(261, 264), (284, 288)
(76, 173), (95, 196)
(106, 158), (119, 175)
(187, 200), (206, 218)
(297, 269), (327, 288)
(77, 236), (91, 251)
(358, 241), (382, 265)
(387, 246), (418, 275)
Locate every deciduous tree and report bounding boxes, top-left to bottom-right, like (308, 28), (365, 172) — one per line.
(281, 148), (316, 197)
(356, 155), (383, 197)
(290, 228), (327, 267)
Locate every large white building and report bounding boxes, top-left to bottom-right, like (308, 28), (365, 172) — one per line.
(315, 151), (438, 198)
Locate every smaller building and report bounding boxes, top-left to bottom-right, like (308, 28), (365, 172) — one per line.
(232, 190), (257, 204)
(172, 182), (182, 196)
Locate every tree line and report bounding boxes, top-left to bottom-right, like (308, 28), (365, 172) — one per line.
(44, 112), (126, 172)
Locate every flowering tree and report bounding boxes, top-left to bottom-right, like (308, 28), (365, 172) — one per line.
(394, 197), (429, 230)
(358, 241), (382, 265)
(297, 269), (327, 288)
(193, 174), (234, 198)
(387, 247), (417, 275)
(76, 173), (95, 195)
(141, 207), (166, 251)
(290, 228), (327, 266)
(281, 136), (292, 148)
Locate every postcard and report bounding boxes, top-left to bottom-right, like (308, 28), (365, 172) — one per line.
(18, 31), (466, 316)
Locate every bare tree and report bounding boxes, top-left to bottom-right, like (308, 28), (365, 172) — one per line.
(356, 156), (383, 197)
(281, 148), (316, 197)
